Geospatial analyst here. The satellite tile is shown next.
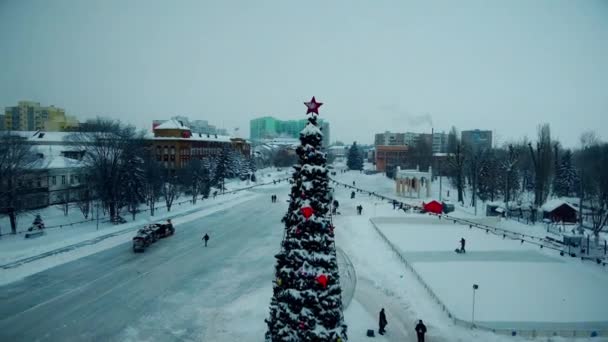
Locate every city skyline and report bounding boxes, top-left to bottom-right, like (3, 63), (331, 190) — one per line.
(1, 0), (607, 147)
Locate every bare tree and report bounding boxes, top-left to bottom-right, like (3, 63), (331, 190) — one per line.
(76, 186), (93, 219)
(141, 150), (163, 216)
(0, 132), (35, 234)
(67, 119), (145, 220)
(576, 142), (608, 238)
(162, 173), (180, 212)
(56, 189), (70, 216)
(528, 124), (553, 208)
(447, 127), (466, 203)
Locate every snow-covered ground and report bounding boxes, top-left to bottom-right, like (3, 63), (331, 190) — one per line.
(2, 165), (607, 341)
(0, 191), (259, 286)
(375, 217), (608, 331)
(331, 168), (608, 340)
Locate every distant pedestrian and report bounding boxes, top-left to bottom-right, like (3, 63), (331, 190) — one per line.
(378, 308), (388, 335)
(460, 237), (466, 253)
(351, 191), (355, 199)
(213, 191), (218, 199)
(353, 181), (355, 186)
(202, 233), (210, 247)
(392, 200), (397, 210)
(415, 320), (427, 342)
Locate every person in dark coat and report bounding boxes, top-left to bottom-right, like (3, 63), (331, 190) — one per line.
(353, 181), (356, 186)
(202, 233), (210, 247)
(351, 191), (355, 199)
(415, 320), (427, 342)
(460, 237), (466, 253)
(378, 308), (388, 335)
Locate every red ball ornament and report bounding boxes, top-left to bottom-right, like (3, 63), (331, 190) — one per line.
(301, 206), (314, 219)
(299, 321), (305, 329)
(316, 274), (328, 288)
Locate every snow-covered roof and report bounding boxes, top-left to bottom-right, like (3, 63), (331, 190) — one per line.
(144, 131), (233, 143)
(4, 131), (72, 143)
(541, 199), (578, 212)
(28, 155), (84, 170)
(154, 119), (190, 130)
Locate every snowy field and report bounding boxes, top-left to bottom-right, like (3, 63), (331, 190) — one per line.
(375, 216), (608, 334)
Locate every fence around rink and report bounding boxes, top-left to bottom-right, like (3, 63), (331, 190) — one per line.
(329, 179), (607, 266)
(368, 217), (608, 338)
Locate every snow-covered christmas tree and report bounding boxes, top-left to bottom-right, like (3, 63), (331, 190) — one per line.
(265, 97), (348, 342)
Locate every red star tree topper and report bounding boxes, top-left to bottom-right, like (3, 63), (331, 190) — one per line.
(304, 96), (323, 115)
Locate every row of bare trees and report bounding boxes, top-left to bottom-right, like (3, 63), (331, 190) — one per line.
(444, 124), (608, 237)
(68, 119), (255, 222)
(0, 119), (254, 234)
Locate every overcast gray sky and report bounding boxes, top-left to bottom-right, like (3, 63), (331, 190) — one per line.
(1, 0), (606, 147)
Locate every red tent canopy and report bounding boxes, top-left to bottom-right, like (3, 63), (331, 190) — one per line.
(423, 200), (443, 214)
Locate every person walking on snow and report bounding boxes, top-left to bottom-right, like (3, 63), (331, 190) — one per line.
(415, 320), (427, 342)
(202, 233), (210, 247)
(460, 237), (466, 253)
(378, 308), (388, 335)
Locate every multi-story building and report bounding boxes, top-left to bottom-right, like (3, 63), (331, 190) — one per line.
(4, 101), (78, 132)
(374, 131), (431, 148)
(432, 131), (448, 154)
(375, 145), (410, 175)
(149, 119), (250, 172)
(0, 131), (87, 211)
(0, 114), (5, 130)
(461, 129), (492, 151)
(250, 116), (330, 147)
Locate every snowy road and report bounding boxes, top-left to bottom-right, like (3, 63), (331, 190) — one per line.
(0, 188), (285, 342)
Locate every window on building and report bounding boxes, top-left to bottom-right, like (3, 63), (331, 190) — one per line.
(75, 175), (79, 183)
(70, 175), (75, 184)
(37, 178), (42, 188)
(61, 175), (66, 185)
(52, 176), (56, 185)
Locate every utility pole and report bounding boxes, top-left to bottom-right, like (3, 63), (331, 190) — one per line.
(439, 159), (442, 201)
(579, 149), (585, 234)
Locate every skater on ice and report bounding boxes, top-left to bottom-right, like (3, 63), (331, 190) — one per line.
(202, 233), (210, 247)
(459, 237), (466, 253)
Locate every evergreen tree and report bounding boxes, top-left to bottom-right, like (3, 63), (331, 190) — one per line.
(553, 150), (579, 197)
(346, 142), (363, 171)
(214, 148), (229, 192)
(266, 97), (347, 341)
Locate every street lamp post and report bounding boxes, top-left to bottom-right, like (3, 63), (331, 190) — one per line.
(472, 284), (479, 326)
(96, 201), (100, 231)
